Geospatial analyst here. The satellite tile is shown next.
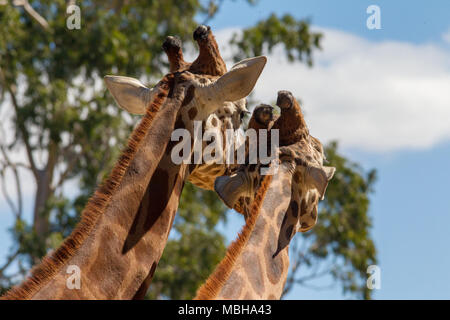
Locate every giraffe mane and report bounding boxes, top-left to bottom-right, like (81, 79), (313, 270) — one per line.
(194, 172), (273, 300)
(1, 75), (175, 300)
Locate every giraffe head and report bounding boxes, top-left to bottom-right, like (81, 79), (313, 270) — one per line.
(215, 91), (336, 256)
(104, 26), (267, 190)
(159, 26), (258, 190)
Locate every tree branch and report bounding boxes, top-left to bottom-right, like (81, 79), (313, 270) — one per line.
(0, 166), (19, 217)
(0, 142), (23, 218)
(0, 250), (19, 279)
(281, 237), (326, 297)
(46, 141), (58, 182)
(201, 0), (224, 25)
(0, 66), (39, 180)
(51, 147), (78, 192)
(12, 0), (50, 30)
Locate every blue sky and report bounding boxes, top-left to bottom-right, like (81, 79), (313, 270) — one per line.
(1, 0), (450, 299)
(208, 0), (450, 44)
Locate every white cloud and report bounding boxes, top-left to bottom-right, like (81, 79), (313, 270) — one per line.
(443, 28), (450, 44)
(215, 27), (450, 152)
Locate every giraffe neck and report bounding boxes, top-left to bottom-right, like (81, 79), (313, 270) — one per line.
(127, 156), (189, 299)
(196, 162), (294, 300)
(32, 129), (188, 300)
(2, 76), (190, 300)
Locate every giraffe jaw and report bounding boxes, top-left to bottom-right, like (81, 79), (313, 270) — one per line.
(214, 171), (253, 209)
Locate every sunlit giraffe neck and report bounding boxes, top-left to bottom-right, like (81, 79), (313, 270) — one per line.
(195, 161), (294, 299)
(195, 92), (335, 300)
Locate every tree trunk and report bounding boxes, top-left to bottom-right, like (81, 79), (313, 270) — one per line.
(33, 169), (51, 238)
(32, 142), (58, 262)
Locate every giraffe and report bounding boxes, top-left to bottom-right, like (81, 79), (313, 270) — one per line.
(195, 91), (335, 300)
(1, 26), (267, 300)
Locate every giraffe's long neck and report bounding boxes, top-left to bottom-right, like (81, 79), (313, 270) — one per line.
(33, 124), (188, 300)
(195, 162), (294, 300)
(127, 156), (189, 300)
(3, 76), (189, 300)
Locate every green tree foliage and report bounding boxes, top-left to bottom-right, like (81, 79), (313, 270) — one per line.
(230, 13), (323, 65)
(0, 0), (376, 299)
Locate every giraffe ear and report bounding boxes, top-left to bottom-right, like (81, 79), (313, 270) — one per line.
(104, 76), (156, 115)
(306, 166), (335, 200)
(211, 56), (267, 102)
